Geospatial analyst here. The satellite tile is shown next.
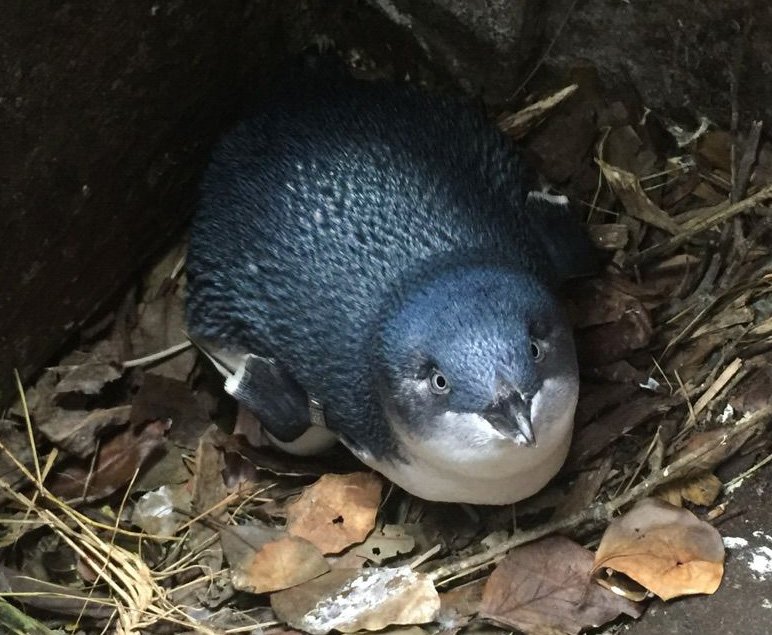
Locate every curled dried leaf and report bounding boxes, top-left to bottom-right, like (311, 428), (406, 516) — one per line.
(592, 498), (725, 601)
(287, 472), (382, 555)
(220, 525), (329, 594)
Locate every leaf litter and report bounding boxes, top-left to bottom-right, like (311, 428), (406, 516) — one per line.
(1, 59), (772, 635)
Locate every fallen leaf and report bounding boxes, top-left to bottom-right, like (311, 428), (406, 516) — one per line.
(686, 475), (721, 507)
(37, 405), (132, 458)
(730, 364), (772, 414)
(47, 418), (169, 501)
(568, 395), (678, 467)
(54, 361), (122, 396)
(0, 419), (36, 493)
(354, 524), (416, 564)
(592, 498), (725, 600)
(130, 374), (210, 450)
(479, 536), (642, 635)
(286, 472), (382, 555)
(438, 578), (485, 626)
(189, 430), (229, 590)
(554, 456), (613, 520)
(0, 565), (115, 619)
(129, 291), (196, 382)
(220, 524), (329, 594)
(271, 566), (440, 634)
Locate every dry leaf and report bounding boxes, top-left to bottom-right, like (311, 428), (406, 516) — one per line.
(569, 395), (678, 467)
(37, 405), (132, 458)
(680, 474), (723, 506)
(0, 419), (38, 492)
(439, 578), (485, 629)
(190, 431), (229, 583)
(130, 374), (210, 450)
(480, 536), (642, 635)
(47, 418), (168, 501)
(354, 524), (416, 564)
(54, 361), (122, 396)
(220, 525), (329, 594)
(271, 566), (440, 634)
(554, 456), (613, 520)
(592, 498), (725, 600)
(130, 291), (196, 382)
(286, 472), (382, 555)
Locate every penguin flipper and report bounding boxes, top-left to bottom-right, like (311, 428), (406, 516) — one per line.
(192, 340), (329, 447)
(525, 191), (600, 281)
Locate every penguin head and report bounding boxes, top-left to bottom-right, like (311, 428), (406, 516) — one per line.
(375, 265), (578, 493)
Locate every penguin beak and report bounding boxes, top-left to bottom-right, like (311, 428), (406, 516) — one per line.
(484, 392), (536, 446)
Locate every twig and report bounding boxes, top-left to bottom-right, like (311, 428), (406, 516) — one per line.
(497, 84), (578, 139)
(428, 405), (772, 583)
(627, 183), (772, 266)
(724, 450), (772, 490)
(122, 341), (192, 368)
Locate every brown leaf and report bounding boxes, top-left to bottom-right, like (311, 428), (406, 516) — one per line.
(37, 405), (132, 458)
(679, 474), (723, 506)
(354, 524), (416, 565)
(592, 498), (725, 600)
(130, 374), (211, 450)
(129, 289), (196, 382)
(271, 566), (440, 634)
(190, 431), (229, 582)
(0, 565), (115, 619)
(439, 578), (485, 625)
(220, 525), (329, 594)
(47, 418), (168, 501)
(54, 360), (122, 396)
(554, 456), (613, 520)
(568, 395), (678, 467)
(480, 536), (642, 635)
(730, 364), (772, 414)
(286, 472), (382, 555)
(0, 419), (37, 492)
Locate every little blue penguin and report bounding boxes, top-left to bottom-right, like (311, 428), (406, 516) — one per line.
(186, 64), (597, 505)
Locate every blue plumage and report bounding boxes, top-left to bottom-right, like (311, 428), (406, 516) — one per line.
(186, 67), (595, 503)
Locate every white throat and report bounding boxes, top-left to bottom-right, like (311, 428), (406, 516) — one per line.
(356, 376), (578, 505)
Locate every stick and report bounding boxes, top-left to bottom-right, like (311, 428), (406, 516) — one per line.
(626, 183), (772, 266)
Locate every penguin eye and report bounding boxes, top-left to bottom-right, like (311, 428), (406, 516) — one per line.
(530, 339), (545, 362)
(429, 369), (450, 394)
